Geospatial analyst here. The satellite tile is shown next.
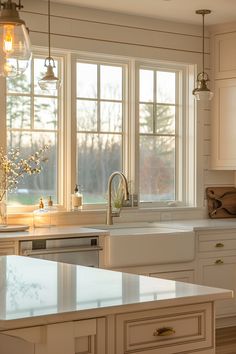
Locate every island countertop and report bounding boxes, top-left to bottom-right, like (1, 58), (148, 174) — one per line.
(0, 256), (232, 331)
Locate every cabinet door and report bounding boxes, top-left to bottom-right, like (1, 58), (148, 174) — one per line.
(211, 78), (236, 169)
(0, 242), (17, 256)
(5, 318), (106, 354)
(198, 256), (236, 316)
(0, 333), (34, 354)
(150, 270), (194, 283)
(214, 32), (236, 79)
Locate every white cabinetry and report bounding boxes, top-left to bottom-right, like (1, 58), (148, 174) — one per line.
(211, 78), (236, 169)
(116, 303), (214, 354)
(0, 241), (17, 256)
(211, 30), (236, 169)
(197, 230), (236, 317)
(4, 318), (106, 354)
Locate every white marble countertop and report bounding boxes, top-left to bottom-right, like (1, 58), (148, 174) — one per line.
(1, 219), (236, 242)
(0, 256), (232, 330)
(152, 218), (236, 231)
(0, 226), (109, 241)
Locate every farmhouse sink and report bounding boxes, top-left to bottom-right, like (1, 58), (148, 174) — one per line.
(98, 223), (195, 267)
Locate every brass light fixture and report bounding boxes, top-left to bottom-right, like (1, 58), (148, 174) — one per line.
(38, 0), (60, 91)
(193, 9), (213, 101)
(0, 0), (31, 77)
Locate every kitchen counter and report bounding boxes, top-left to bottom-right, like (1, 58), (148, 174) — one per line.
(0, 225), (109, 241)
(153, 218), (236, 231)
(0, 255), (232, 330)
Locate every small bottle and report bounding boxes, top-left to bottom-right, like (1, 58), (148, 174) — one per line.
(34, 197), (50, 228)
(72, 184), (83, 211)
(39, 197), (44, 209)
(46, 196), (57, 226)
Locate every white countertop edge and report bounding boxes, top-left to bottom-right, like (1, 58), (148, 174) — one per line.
(0, 226), (109, 241)
(0, 288), (232, 331)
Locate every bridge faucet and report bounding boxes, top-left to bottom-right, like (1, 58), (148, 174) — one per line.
(106, 171), (129, 225)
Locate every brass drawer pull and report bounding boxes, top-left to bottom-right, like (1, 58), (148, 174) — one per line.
(215, 243), (224, 248)
(153, 327), (176, 337)
(215, 259), (224, 264)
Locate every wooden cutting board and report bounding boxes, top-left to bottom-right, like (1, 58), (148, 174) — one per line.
(206, 187), (236, 218)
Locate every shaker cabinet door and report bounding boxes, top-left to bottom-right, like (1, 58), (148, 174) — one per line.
(211, 79), (236, 169)
(198, 256), (236, 317)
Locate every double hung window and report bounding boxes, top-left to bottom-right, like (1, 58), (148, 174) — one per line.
(6, 55), (61, 206)
(75, 61), (125, 204)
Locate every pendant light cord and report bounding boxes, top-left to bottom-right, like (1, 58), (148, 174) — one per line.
(202, 12), (205, 74)
(48, 0), (51, 59)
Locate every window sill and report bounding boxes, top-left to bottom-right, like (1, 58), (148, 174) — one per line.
(7, 205), (205, 219)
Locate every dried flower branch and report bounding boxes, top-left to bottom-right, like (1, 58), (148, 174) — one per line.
(0, 145), (49, 201)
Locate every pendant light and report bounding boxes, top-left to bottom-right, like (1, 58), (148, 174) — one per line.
(38, 0), (60, 91)
(0, 0), (31, 77)
(193, 9), (213, 101)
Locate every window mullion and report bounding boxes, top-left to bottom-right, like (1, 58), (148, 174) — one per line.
(97, 64), (101, 133)
(31, 58), (34, 130)
(153, 70), (156, 134)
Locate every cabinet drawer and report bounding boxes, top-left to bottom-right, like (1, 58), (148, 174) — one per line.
(0, 241), (17, 254)
(116, 303), (213, 354)
(199, 239), (236, 253)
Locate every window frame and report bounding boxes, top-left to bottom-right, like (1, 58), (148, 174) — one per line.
(71, 53), (130, 210)
(135, 59), (193, 208)
(3, 49), (196, 212)
(5, 47), (67, 213)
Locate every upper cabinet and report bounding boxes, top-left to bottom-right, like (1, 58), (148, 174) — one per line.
(211, 28), (236, 169)
(214, 32), (236, 79)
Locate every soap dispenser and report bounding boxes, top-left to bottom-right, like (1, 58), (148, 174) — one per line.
(71, 184), (83, 211)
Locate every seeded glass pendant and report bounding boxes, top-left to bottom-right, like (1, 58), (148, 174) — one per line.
(0, 0), (31, 77)
(193, 9), (213, 101)
(38, 0), (60, 91)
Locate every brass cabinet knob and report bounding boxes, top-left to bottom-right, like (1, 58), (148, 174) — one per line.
(215, 243), (224, 248)
(153, 327), (176, 337)
(215, 259), (224, 264)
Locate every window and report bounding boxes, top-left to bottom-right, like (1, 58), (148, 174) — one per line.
(6, 54), (62, 206)
(139, 68), (179, 203)
(5, 50), (194, 209)
(76, 61), (125, 204)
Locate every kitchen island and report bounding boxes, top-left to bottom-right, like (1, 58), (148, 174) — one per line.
(0, 256), (232, 354)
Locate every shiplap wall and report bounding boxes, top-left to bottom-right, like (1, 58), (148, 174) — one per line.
(9, 0), (235, 222)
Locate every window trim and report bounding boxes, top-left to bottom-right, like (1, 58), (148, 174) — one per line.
(4, 48), (197, 213)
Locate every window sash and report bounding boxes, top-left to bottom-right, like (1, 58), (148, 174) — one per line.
(5, 49), (65, 211)
(73, 56), (129, 208)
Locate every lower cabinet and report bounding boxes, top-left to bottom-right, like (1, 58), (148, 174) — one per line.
(4, 318), (106, 354)
(0, 333), (34, 354)
(2, 302), (216, 354)
(116, 303), (214, 354)
(198, 256), (236, 317)
(0, 241), (17, 256)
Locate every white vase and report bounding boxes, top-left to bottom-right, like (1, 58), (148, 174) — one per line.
(0, 197), (7, 227)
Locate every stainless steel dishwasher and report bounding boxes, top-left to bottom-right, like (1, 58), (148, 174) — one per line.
(19, 236), (102, 267)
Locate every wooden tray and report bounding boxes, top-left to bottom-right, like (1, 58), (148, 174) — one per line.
(206, 187), (236, 218)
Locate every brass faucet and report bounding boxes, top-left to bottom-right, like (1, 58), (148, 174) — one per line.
(106, 171), (129, 225)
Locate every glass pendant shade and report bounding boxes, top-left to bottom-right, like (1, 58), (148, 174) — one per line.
(193, 9), (213, 101)
(0, 0), (32, 77)
(38, 57), (60, 91)
(193, 72), (214, 101)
